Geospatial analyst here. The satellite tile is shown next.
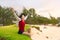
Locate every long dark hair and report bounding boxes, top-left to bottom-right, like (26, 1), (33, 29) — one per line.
(19, 13), (25, 18)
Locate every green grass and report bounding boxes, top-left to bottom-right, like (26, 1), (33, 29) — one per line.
(0, 24), (31, 40)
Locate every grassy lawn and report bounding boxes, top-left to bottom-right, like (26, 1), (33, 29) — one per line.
(0, 24), (31, 40)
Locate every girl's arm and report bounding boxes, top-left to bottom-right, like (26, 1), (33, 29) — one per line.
(13, 12), (21, 21)
(24, 14), (29, 20)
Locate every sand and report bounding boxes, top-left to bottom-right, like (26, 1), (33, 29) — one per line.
(30, 25), (60, 40)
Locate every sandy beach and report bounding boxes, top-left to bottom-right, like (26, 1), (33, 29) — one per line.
(31, 25), (60, 40)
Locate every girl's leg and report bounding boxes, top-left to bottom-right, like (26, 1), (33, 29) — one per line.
(23, 28), (31, 36)
(23, 32), (30, 36)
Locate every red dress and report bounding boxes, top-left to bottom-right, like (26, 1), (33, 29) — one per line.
(19, 20), (25, 32)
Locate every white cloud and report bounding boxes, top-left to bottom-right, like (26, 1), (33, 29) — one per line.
(0, 0), (60, 18)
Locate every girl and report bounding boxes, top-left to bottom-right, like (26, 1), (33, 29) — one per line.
(13, 10), (29, 34)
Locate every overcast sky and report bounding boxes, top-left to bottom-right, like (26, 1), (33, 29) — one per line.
(0, 0), (60, 18)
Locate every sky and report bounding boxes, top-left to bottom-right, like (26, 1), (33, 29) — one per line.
(0, 0), (60, 18)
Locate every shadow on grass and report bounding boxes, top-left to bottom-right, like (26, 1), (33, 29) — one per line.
(0, 36), (6, 40)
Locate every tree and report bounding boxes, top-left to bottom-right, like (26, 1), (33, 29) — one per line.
(57, 17), (60, 23)
(0, 6), (15, 26)
(50, 16), (58, 25)
(29, 8), (37, 17)
(22, 7), (29, 16)
(0, 6), (3, 24)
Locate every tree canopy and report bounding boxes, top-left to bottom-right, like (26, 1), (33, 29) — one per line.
(0, 6), (59, 26)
